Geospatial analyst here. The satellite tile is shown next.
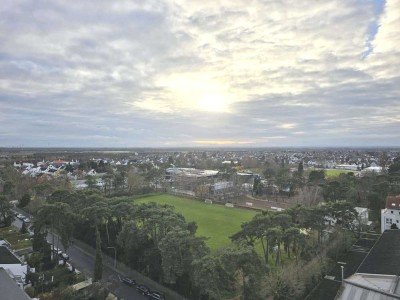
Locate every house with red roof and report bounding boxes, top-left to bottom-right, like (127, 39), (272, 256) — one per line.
(381, 195), (400, 233)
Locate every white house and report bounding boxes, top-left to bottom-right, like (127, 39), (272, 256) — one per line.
(381, 195), (400, 233)
(87, 169), (97, 176)
(0, 246), (29, 284)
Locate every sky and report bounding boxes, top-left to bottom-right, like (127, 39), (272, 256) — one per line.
(0, 0), (399, 148)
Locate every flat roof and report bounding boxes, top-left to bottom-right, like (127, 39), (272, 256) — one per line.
(357, 230), (400, 275)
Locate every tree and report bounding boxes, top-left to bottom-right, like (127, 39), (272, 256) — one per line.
(253, 176), (263, 196)
(298, 161), (304, 175)
(276, 168), (292, 196)
(20, 220), (28, 234)
(2, 181), (15, 197)
(158, 227), (208, 297)
(388, 157), (400, 175)
(127, 169), (145, 194)
(85, 176), (96, 189)
(94, 227), (103, 281)
(220, 242), (265, 300)
(113, 170), (126, 191)
(18, 193), (31, 208)
(231, 214), (271, 264)
(308, 170), (325, 185)
(0, 195), (13, 226)
(193, 242), (264, 300)
(35, 202), (75, 253)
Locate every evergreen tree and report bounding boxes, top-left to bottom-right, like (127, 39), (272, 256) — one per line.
(298, 161), (304, 175)
(94, 227), (103, 281)
(20, 221), (28, 234)
(18, 193), (31, 208)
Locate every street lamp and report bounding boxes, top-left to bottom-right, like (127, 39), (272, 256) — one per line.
(337, 261), (346, 282)
(107, 246), (117, 268)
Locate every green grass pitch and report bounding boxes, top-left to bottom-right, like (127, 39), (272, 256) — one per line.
(134, 194), (258, 250)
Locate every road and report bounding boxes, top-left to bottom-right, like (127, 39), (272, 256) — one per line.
(56, 236), (148, 300)
(12, 210), (147, 300)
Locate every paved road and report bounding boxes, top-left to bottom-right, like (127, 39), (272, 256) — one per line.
(12, 210), (148, 300)
(48, 234), (148, 300)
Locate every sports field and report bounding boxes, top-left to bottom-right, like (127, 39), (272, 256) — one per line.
(134, 194), (259, 250)
(325, 169), (357, 177)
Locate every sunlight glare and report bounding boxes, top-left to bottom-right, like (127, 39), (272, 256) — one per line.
(197, 95), (227, 112)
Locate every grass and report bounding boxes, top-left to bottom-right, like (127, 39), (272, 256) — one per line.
(324, 169), (357, 178)
(134, 194), (258, 250)
(0, 226), (32, 250)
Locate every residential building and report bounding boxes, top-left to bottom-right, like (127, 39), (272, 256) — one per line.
(381, 195), (400, 233)
(336, 230), (400, 300)
(0, 268), (30, 300)
(0, 246), (29, 286)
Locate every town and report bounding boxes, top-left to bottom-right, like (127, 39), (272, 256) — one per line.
(1, 147), (400, 299)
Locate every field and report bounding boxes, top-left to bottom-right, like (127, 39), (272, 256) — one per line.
(134, 194), (259, 250)
(324, 169), (357, 178)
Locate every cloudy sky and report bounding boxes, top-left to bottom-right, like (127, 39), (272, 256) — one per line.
(1, 0), (399, 147)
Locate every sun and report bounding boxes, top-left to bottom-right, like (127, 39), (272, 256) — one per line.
(197, 95), (227, 112)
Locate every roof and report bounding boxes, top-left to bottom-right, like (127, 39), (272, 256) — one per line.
(337, 273), (400, 300)
(0, 268), (31, 300)
(72, 278), (92, 291)
(386, 195), (400, 210)
(0, 246), (21, 264)
(357, 230), (400, 275)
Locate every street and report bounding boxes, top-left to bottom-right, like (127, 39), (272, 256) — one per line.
(12, 210), (147, 300)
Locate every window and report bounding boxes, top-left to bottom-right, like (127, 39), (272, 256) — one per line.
(386, 218), (390, 224)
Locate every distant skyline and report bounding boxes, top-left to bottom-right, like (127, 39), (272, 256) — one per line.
(1, 0), (399, 147)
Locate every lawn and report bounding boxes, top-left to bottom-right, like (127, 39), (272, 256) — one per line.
(134, 194), (259, 250)
(0, 227), (32, 250)
(325, 169), (357, 178)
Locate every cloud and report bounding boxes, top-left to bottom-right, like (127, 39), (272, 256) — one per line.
(0, 0), (399, 147)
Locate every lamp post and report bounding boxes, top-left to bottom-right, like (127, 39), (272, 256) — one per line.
(337, 261), (346, 283)
(341, 266), (344, 282)
(107, 246), (117, 268)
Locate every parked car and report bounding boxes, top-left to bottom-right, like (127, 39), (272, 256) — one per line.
(122, 277), (136, 286)
(23, 217), (31, 223)
(136, 284), (150, 296)
(16, 214), (25, 220)
(148, 291), (165, 300)
(60, 252), (69, 260)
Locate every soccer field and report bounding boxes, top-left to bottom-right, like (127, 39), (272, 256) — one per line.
(134, 194), (259, 250)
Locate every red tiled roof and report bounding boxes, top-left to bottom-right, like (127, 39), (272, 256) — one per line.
(385, 195), (400, 209)
(52, 159), (66, 164)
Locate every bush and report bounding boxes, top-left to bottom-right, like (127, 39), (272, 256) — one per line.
(25, 286), (36, 298)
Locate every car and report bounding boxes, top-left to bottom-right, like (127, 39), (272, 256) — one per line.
(148, 291), (165, 300)
(60, 252), (69, 260)
(122, 277), (136, 286)
(23, 217), (31, 223)
(16, 214), (25, 220)
(136, 284), (150, 295)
